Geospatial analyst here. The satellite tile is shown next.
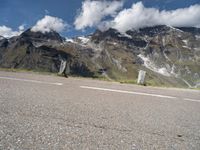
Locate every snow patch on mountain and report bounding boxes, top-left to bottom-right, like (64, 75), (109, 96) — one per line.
(119, 33), (132, 39)
(195, 35), (200, 39)
(138, 54), (171, 77)
(182, 45), (191, 49)
(182, 39), (191, 49)
(78, 36), (90, 44)
(182, 40), (188, 45)
(65, 38), (75, 43)
(167, 25), (183, 33)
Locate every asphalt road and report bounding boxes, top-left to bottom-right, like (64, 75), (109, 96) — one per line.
(0, 71), (200, 150)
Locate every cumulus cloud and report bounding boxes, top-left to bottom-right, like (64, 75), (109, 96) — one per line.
(74, 1), (200, 33)
(108, 2), (200, 33)
(18, 24), (25, 31)
(74, 0), (123, 30)
(31, 15), (67, 33)
(0, 25), (25, 38)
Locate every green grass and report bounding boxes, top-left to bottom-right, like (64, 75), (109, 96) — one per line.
(0, 68), (58, 76)
(119, 79), (137, 84)
(145, 80), (169, 87)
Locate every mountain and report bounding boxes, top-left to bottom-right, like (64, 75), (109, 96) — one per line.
(0, 26), (200, 88)
(0, 29), (94, 77)
(20, 29), (65, 47)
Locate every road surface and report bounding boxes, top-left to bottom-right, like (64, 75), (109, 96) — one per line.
(0, 71), (200, 149)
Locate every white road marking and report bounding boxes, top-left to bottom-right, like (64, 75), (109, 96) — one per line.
(0, 76), (63, 86)
(184, 98), (200, 103)
(80, 86), (200, 103)
(80, 86), (176, 99)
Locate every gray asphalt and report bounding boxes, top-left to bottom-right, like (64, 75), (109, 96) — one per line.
(0, 71), (200, 150)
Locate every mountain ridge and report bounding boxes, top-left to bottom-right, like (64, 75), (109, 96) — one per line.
(0, 25), (199, 88)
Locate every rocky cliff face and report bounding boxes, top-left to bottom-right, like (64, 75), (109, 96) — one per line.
(0, 26), (199, 88)
(0, 29), (95, 77)
(64, 25), (200, 88)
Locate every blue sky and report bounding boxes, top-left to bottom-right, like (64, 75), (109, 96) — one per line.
(0, 0), (199, 37)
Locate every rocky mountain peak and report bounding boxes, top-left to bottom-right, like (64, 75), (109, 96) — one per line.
(176, 27), (200, 35)
(20, 29), (65, 43)
(91, 28), (147, 47)
(0, 36), (8, 48)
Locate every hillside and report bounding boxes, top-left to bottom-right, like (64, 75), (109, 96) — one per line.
(0, 25), (200, 88)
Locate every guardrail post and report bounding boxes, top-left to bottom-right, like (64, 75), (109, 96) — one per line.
(137, 70), (146, 85)
(58, 59), (67, 75)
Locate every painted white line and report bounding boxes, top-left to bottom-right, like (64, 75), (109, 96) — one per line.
(0, 76), (63, 86)
(184, 98), (200, 103)
(80, 86), (176, 99)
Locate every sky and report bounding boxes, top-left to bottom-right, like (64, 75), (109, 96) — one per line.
(0, 0), (199, 38)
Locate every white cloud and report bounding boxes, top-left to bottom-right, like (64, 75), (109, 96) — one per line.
(106, 2), (200, 32)
(18, 24), (25, 31)
(74, 0), (123, 30)
(0, 25), (24, 38)
(31, 15), (67, 33)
